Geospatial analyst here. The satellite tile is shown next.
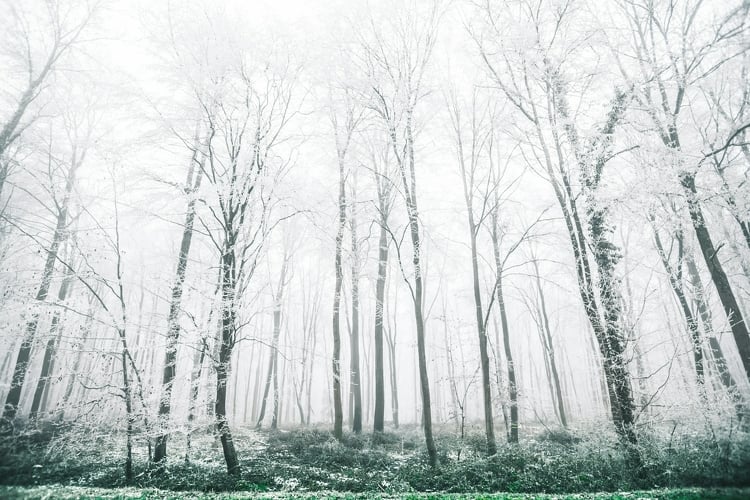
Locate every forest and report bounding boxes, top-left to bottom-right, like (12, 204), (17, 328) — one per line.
(1, 0), (750, 498)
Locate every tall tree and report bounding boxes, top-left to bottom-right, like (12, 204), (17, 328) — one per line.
(447, 88), (497, 455)
(198, 62), (297, 474)
(613, 0), (750, 382)
(349, 169), (363, 433)
(370, 138), (394, 434)
(474, 1), (639, 448)
(362, 2), (441, 466)
(330, 91), (360, 440)
(153, 131), (205, 467)
(0, 0), (98, 200)
(2, 120), (89, 424)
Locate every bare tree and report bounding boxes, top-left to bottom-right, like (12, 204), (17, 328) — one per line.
(611, 0), (750, 383)
(361, 2), (442, 466)
(152, 129), (205, 468)
(0, 0), (99, 201)
(446, 88), (497, 455)
(197, 61), (297, 474)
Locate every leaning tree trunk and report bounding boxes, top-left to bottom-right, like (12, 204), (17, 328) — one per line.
(29, 259), (76, 421)
(548, 76), (639, 448)
(56, 299), (95, 421)
(651, 225), (704, 387)
(685, 254), (746, 418)
(2, 150), (80, 424)
(532, 259), (567, 427)
(679, 170), (750, 383)
(153, 153), (203, 467)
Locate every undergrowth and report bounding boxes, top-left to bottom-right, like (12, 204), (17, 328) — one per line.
(1, 421), (748, 494)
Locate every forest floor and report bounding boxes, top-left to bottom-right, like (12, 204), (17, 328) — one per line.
(2, 485), (750, 499)
(1, 423), (749, 497)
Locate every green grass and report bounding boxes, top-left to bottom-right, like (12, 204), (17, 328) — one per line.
(2, 485), (750, 499)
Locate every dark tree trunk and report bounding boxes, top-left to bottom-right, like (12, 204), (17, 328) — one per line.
(468, 223), (497, 454)
(407, 201), (437, 465)
(495, 271), (518, 444)
(153, 150), (203, 467)
(679, 171), (750, 382)
(216, 250), (240, 475)
(120, 343), (134, 482)
(490, 206), (518, 443)
(2, 150), (80, 424)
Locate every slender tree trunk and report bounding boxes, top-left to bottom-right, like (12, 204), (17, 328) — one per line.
(120, 339), (134, 482)
(490, 208), (519, 443)
(373, 218), (388, 433)
(686, 254), (745, 416)
(332, 151), (346, 440)
(531, 259), (567, 427)
(386, 331), (399, 429)
(496, 271), (518, 444)
(153, 152), (203, 466)
(395, 112), (438, 466)
(350, 185), (362, 433)
(216, 250), (240, 475)
(56, 299), (95, 421)
(651, 225), (704, 386)
(256, 344), (275, 427)
(185, 338), (206, 464)
(468, 223), (497, 454)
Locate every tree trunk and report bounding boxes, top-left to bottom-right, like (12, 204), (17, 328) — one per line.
(468, 223), (497, 454)
(679, 171), (750, 382)
(153, 151), (203, 466)
(651, 225), (704, 386)
(185, 338), (206, 464)
(2, 150), (80, 424)
(685, 254), (746, 417)
(270, 258), (289, 430)
(350, 185), (362, 433)
(29, 262), (75, 421)
(531, 259), (567, 427)
(216, 250), (240, 475)
(331, 150), (346, 440)
(373, 218), (388, 433)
